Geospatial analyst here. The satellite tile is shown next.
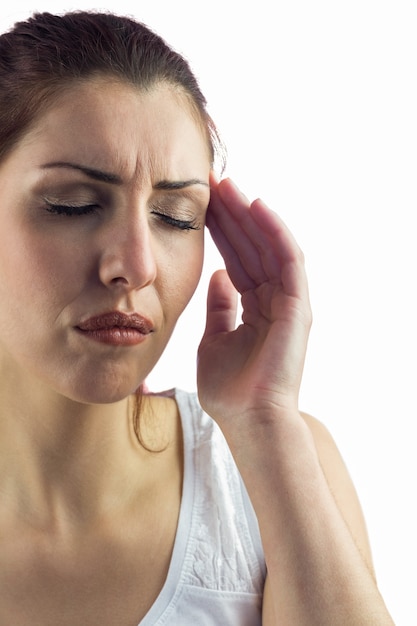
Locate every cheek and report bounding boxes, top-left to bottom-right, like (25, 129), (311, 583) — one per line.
(0, 228), (83, 318)
(0, 234), (55, 352)
(158, 237), (204, 320)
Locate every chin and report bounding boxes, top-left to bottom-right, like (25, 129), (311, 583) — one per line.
(56, 372), (144, 406)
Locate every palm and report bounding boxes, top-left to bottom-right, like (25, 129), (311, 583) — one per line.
(197, 178), (311, 425)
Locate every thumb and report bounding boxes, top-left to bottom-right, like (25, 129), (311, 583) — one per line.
(202, 269), (238, 341)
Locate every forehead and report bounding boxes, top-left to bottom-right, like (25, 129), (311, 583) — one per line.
(12, 78), (212, 184)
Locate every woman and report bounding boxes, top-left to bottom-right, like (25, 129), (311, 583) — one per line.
(0, 11), (394, 625)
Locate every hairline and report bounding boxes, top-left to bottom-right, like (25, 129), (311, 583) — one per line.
(0, 73), (215, 167)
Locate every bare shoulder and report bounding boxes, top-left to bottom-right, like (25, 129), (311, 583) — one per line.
(300, 411), (375, 577)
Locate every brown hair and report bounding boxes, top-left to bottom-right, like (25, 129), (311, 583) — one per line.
(0, 11), (225, 168)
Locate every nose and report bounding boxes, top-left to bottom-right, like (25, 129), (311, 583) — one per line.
(98, 211), (157, 291)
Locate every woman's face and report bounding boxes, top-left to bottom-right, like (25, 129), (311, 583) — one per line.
(0, 79), (211, 403)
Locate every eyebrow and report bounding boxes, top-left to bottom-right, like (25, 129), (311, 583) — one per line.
(41, 161), (123, 184)
(41, 161), (209, 190)
(154, 179), (209, 190)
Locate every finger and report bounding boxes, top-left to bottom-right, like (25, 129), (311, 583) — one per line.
(248, 198), (303, 265)
(206, 206), (259, 292)
(201, 269), (238, 341)
(217, 180), (300, 272)
(208, 180), (268, 291)
(213, 179), (309, 300)
(248, 198), (309, 300)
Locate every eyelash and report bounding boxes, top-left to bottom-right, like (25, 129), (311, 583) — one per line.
(151, 210), (201, 232)
(44, 202), (99, 217)
(43, 202), (201, 232)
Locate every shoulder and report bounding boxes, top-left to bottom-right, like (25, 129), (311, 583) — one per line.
(300, 411), (346, 466)
(300, 411), (356, 482)
(300, 411), (375, 577)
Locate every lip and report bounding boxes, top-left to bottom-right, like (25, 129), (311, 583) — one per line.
(75, 311), (154, 346)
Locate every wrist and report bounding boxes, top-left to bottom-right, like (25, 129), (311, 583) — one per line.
(216, 406), (315, 464)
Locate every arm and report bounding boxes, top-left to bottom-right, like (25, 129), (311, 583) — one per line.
(260, 412), (387, 625)
(197, 177), (394, 625)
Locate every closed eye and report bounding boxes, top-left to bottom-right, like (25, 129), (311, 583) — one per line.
(151, 210), (201, 231)
(44, 201), (100, 216)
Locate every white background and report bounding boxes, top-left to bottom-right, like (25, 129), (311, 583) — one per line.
(1, 1), (415, 623)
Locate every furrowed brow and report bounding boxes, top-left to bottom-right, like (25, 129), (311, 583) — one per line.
(154, 179), (209, 190)
(40, 164), (209, 191)
(41, 162), (123, 185)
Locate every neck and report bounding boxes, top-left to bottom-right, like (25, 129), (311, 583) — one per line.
(0, 369), (177, 529)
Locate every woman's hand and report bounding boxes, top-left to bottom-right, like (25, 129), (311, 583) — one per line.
(197, 176), (312, 429)
(197, 178), (396, 626)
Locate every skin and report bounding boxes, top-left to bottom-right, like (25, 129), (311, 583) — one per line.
(0, 77), (394, 625)
(202, 183), (394, 624)
(0, 78), (209, 624)
(0, 79), (210, 406)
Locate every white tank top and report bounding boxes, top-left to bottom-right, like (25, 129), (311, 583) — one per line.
(139, 389), (266, 625)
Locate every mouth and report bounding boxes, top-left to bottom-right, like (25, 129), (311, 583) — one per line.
(75, 311), (154, 346)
